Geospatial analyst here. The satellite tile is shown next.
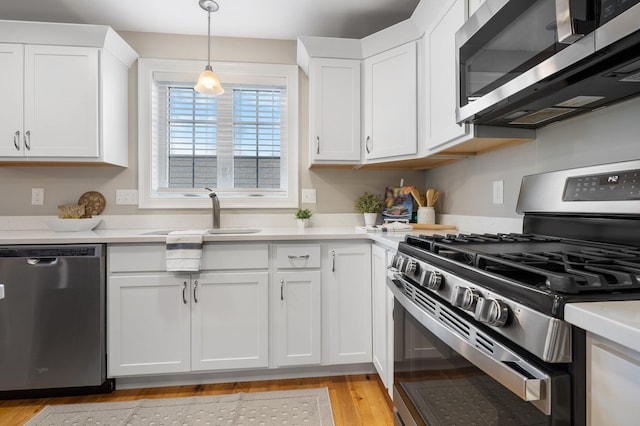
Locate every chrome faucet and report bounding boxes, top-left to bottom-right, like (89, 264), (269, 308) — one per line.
(205, 188), (220, 229)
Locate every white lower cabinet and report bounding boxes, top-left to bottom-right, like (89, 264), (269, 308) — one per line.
(587, 333), (640, 425)
(371, 244), (394, 393)
(272, 243), (322, 367)
(323, 243), (372, 364)
(273, 271), (321, 366)
(191, 272), (269, 371)
(107, 244), (269, 377)
(108, 274), (191, 376)
(108, 241), (376, 379)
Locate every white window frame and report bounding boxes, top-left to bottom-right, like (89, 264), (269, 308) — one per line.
(138, 58), (299, 209)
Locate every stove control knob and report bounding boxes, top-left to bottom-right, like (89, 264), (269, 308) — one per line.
(475, 298), (509, 327)
(453, 287), (479, 311)
(404, 259), (419, 275)
(426, 271), (443, 290)
(390, 255), (403, 271)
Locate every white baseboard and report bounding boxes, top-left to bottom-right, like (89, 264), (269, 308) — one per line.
(113, 363), (376, 390)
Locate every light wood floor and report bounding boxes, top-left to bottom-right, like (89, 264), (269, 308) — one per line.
(0, 374), (394, 425)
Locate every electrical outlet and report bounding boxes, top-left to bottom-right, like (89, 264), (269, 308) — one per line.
(493, 180), (504, 205)
(31, 188), (44, 205)
(116, 189), (138, 205)
(302, 189), (317, 204)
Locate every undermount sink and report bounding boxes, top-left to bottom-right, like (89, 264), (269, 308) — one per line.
(141, 228), (261, 235)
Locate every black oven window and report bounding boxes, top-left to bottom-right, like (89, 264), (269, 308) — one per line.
(394, 304), (549, 425)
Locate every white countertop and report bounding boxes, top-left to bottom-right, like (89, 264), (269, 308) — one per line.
(565, 301), (640, 354)
(0, 226), (436, 248)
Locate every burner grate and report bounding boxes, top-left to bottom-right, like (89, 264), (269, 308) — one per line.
(405, 233), (640, 294)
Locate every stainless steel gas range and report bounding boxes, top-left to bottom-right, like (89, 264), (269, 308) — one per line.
(388, 160), (640, 425)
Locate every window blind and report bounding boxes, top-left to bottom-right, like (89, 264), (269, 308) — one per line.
(156, 81), (287, 192)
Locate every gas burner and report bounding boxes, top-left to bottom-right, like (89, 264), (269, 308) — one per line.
(403, 233), (640, 294)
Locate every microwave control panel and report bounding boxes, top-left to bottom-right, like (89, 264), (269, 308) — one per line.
(564, 169), (640, 201)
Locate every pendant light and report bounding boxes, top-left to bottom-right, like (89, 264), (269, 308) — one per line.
(194, 0), (224, 96)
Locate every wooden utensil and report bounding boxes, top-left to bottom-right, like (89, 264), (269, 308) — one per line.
(410, 187), (424, 207)
(426, 188), (440, 207)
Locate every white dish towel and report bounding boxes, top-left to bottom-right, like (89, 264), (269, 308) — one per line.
(166, 230), (208, 272)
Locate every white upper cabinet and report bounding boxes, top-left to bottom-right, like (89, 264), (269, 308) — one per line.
(24, 45), (100, 158)
(468, 0), (486, 17)
(308, 58), (361, 165)
(363, 41), (418, 161)
(0, 21), (137, 166)
(426, 0), (469, 151)
(0, 44), (24, 158)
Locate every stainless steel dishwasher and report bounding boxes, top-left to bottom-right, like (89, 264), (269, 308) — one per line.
(0, 244), (114, 398)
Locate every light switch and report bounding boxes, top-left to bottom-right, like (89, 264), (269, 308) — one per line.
(493, 180), (504, 205)
(31, 188), (44, 205)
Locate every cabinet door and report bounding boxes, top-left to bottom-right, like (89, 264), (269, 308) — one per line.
(363, 42), (417, 160)
(372, 244), (394, 391)
(273, 271), (322, 366)
(427, 0), (469, 150)
(23, 45), (99, 158)
(191, 272), (269, 371)
(468, 0), (486, 17)
(309, 58), (361, 164)
(324, 243), (372, 364)
(587, 334), (640, 426)
(108, 274), (191, 376)
(0, 44), (24, 157)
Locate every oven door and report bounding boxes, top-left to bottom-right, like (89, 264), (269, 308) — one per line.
(388, 274), (571, 426)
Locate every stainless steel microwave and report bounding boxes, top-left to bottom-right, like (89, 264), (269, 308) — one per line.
(456, 0), (640, 128)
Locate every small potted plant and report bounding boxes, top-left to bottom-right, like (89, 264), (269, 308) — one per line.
(354, 192), (385, 226)
(295, 208), (313, 228)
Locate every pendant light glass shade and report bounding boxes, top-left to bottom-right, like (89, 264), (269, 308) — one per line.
(195, 65), (224, 95)
(194, 0), (224, 96)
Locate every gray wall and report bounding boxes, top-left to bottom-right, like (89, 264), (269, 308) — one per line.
(425, 97), (640, 219)
(0, 31), (424, 217)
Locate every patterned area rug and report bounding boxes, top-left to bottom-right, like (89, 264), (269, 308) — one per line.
(25, 388), (335, 426)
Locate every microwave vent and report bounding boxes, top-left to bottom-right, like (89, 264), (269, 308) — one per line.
(509, 107), (577, 125)
(621, 72), (640, 82)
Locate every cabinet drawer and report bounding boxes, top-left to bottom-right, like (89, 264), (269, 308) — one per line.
(202, 243), (268, 270)
(108, 243), (269, 273)
(109, 244), (166, 272)
(275, 244), (321, 269)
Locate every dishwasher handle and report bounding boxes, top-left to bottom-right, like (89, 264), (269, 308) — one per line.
(26, 257), (59, 266)
(0, 284), (4, 300)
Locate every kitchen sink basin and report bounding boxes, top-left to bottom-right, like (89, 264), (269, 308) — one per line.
(141, 228), (261, 235)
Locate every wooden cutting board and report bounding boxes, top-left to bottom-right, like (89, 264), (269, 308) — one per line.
(410, 223), (457, 230)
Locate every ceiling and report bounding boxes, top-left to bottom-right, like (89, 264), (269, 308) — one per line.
(0, 0), (421, 40)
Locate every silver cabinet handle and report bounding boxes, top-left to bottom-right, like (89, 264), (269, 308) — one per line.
(331, 250), (336, 272)
(0, 284), (4, 300)
(182, 281), (188, 304)
(13, 131), (20, 151)
(288, 254), (310, 259)
(365, 136), (371, 154)
(280, 279), (284, 301)
(193, 280), (198, 303)
(24, 130), (31, 151)
(316, 136), (320, 155)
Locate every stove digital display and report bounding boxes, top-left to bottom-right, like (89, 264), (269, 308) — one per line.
(599, 175), (619, 185)
(563, 169), (640, 201)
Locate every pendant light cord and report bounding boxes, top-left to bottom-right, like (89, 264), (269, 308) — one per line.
(207, 9), (211, 66)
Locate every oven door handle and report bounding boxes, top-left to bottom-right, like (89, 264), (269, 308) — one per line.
(388, 274), (550, 413)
